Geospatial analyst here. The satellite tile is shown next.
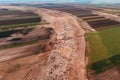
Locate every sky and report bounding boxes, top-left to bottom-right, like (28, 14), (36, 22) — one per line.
(0, 0), (91, 3)
(0, 0), (120, 4)
(93, 0), (120, 4)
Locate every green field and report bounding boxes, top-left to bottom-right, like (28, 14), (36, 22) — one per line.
(0, 16), (40, 21)
(0, 39), (49, 50)
(0, 21), (49, 32)
(86, 27), (120, 73)
(86, 18), (107, 22)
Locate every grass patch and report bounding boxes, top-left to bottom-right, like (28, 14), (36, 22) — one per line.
(0, 39), (49, 50)
(86, 27), (120, 73)
(0, 16), (40, 21)
(88, 54), (120, 73)
(86, 18), (107, 22)
(0, 22), (49, 32)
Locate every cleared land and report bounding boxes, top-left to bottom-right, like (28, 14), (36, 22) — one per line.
(86, 27), (120, 73)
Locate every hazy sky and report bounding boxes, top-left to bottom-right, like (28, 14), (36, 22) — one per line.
(0, 0), (120, 3)
(0, 0), (91, 2)
(93, 0), (120, 3)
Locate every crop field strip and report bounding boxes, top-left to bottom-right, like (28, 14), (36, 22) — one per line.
(0, 22), (41, 32)
(0, 17), (41, 26)
(82, 16), (105, 20)
(46, 6), (120, 29)
(92, 24), (120, 30)
(77, 14), (98, 17)
(70, 12), (90, 15)
(86, 18), (110, 22)
(0, 9), (44, 39)
(87, 19), (120, 28)
(35, 4), (71, 8)
(0, 28), (33, 38)
(43, 4), (120, 30)
(0, 39), (49, 50)
(53, 8), (91, 13)
(0, 16), (40, 20)
(0, 20), (49, 32)
(0, 9), (42, 31)
(0, 9), (37, 16)
(0, 10), (40, 23)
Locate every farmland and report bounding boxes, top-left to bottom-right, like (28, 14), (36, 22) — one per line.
(38, 4), (120, 30)
(87, 19), (120, 28)
(34, 3), (120, 79)
(0, 9), (41, 31)
(0, 7), (54, 65)
(0, 8), (51, 48)
(0, 17), (40, 26)
(86, 27), (120, 73)
(0, 4), (119, 80)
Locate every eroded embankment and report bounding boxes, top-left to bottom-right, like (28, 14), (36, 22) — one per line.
(0, 7), (87, 80)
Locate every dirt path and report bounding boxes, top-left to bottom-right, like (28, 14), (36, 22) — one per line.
(0, 7), (87, 80)
(0, 43), (43, 63)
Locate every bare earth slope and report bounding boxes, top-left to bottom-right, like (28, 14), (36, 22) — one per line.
(0, 7), (86, 80)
